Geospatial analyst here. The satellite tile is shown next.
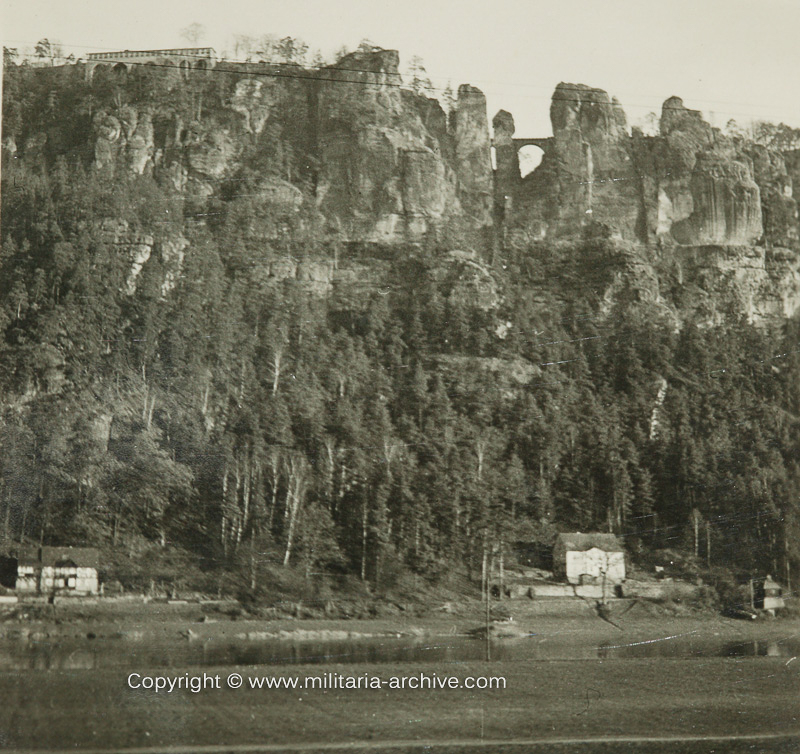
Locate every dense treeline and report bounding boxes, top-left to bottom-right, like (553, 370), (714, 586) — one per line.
(2, 60), (799, 598)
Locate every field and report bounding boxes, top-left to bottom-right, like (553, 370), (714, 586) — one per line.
(1, 656), (798, 752)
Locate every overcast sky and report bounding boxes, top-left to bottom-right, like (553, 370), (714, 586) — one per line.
(3, 0), (799, 137)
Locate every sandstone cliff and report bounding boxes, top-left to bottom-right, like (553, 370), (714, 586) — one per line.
(500, 87), (770, 247)
(5, 60), (800, 326)
(4, 50), (492, 246)
(497, 84), (800, 324)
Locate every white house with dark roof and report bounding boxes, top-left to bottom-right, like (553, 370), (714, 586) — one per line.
(553, 533), (626, 585)
(15, 547), (100, 596)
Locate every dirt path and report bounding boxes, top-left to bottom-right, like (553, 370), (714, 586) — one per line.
(3, 732), (800, 754)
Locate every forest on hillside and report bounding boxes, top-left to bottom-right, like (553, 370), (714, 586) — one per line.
(2, 58), (800, 602)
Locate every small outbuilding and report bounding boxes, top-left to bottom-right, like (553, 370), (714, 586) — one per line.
(756, 574), (785, 614)
(15, 547), (100, 596)
(553, 533), (626, 585)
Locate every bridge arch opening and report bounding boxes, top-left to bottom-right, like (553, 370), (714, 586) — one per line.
(112, 62), (128, 74)
(518, 145), (544, 178)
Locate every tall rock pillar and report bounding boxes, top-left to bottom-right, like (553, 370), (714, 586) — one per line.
(492, 109), (519, 221)
(454, 84), (494, 229)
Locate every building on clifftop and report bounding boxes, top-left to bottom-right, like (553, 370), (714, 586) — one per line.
(86, 47), (217, 75)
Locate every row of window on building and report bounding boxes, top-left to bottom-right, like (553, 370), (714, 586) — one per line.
(86, 48), (216, 61)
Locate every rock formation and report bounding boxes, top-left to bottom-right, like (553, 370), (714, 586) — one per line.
(502, 87), (770, 247)
(496, 83), (800, 324)
(5, 57), (800, 326)
(654, 97), (762, 246)
(453, 84), (494, 228)
(79, 49), (493, 244)
(492, 109), (518, 220)
(314, 52), (494, 241)
(93, 107), (155, 174)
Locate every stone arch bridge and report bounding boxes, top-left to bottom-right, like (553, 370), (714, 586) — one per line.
(500, 137), (554, 155)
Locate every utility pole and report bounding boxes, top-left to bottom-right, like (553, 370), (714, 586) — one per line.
(484, 571), (491, 662)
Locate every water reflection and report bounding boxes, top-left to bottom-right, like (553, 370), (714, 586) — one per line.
(597, 638), (796, 659)
(0, 635), (797, 671)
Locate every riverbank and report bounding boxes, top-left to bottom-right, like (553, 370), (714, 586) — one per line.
(1, 595), (798, 647)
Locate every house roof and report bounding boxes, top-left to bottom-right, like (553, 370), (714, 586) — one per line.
(555, 533), (624, 553)
(17, 546), (100, 569)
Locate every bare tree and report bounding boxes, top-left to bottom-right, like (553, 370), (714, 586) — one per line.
(406, 55), (433, 95)
(35, 39), (63, 66)
(282, 453), (309, 567)
(232, 34), (258, 60)
(180, 23), (206, 46)
(691, 508), (703, 559)
(267, 325), (289, 395)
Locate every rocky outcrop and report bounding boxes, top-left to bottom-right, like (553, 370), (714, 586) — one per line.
(160, 235), (189, 297)
(670, 148), (761, 246)
(432, 250), (500, 310)
(11, 50), (494, 246)
(492, 109), (518, 219)
(92, 104), (240, 198)
(509, 83), (640, 240)
(654, 98), (762, 246)
(93, 107), (155, 174)
(549, 83), (635, 236)
(80, 50), (494, 244)
(98, 219), (188, 298)
(453, 85), (494, 228)
(747, 144), (798, 248)
(666, 244), (800, 325)
(98, 220), (154, 295)
(185, 128), (236, 181)
(9, 60), (800, 327)
(260, 257), (336, 295)
(229, 78), (275, 135)
(498, 84), (800, 324)
(315, 50), (468, 242)
(507, 88), (767, 247)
